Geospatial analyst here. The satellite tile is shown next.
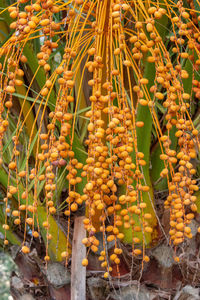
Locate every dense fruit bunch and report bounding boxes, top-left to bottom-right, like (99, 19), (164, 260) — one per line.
(0, 0), (200, 278)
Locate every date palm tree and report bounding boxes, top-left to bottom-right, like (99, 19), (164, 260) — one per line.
(0, 0), (200, 298)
